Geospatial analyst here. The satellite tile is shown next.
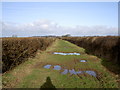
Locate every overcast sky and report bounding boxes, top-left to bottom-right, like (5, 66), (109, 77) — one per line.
(2, 2), (118, 37)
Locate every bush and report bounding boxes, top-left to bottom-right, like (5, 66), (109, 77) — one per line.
(2, 37), (56, 73)
(62, 36), (120, 66)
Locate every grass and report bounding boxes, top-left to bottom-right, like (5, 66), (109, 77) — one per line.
(62, 36), (120, 75)
(2, 39), (119, 88)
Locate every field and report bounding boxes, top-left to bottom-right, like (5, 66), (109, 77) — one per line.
(2, 37), (120, 88)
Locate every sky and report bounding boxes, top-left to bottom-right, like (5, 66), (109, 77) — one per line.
(1, 2), (118, 37)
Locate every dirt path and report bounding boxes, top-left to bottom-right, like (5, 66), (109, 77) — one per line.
(2, 39), (118, 88)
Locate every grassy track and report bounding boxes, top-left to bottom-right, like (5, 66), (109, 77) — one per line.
(2, 39), (118, 88)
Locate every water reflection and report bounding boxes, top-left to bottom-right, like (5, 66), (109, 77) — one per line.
(62, 69), (83, 75)
(43, 65), (97, 77)
(53, 65), (61, 70)
(85, 71), (97, 77)
(61, 69), (68, 74)
(69, 69), (77, 74)
(80, 60), (87, 62)
(61, 69), (96, 77)
(44, 65), (51, 69)
(53, 52), (80, 55)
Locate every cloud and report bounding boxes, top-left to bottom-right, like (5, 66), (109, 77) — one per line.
(1, 19), (118, 37)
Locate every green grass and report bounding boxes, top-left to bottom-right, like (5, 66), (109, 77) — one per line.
(2, 39), (118, 88)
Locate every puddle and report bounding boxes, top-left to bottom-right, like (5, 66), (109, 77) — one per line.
(43, 65), (51, 69)
(69, 69), (83, 75)
(61, 69), (68, 74)
(43, 65), (97, 77)
(61, 69), (83, 75)
(80, 60), (87, 62)
(76, 71), (83, 74)
(53, 65), (61, 70)
(53, 52), (80, 55)
(69, 69), (77, 74)
(61, 69), (96, 77)
(85, 71), (97, 77)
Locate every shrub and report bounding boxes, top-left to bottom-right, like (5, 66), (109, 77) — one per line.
(62, 36), (120, 66)
(2, 37), (56, 73)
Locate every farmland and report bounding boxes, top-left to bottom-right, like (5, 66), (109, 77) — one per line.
(2, 36), (120, 88)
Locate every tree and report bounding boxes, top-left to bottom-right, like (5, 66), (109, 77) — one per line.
(62, 34), (71, 37)
(12, 35), (17, 37)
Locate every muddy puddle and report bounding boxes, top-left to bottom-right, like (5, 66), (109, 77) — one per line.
(61, 69), (96, 77)
(69, 69), (83, 75)
(43, 65), (97, 77)
(80, 60), (87, 62)
(85, 71), (97, 77)
(43, 65), (51, 69)
(53, 52), (80, 55)
(53, 65), (61, 70)
(61, 69), (68, 74)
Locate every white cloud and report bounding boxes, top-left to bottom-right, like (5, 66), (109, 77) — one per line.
(1, 19), (118, 37)
(40, 24), (48, 29)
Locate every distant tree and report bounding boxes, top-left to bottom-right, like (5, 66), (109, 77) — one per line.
(62, 34), (71, 37)
(12, 35), (17, 37)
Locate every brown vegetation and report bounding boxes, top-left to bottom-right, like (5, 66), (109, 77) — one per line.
(62, 36), (120, 74)
(2, 37), (56, 73)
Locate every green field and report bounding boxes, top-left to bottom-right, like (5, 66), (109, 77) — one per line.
(2, 39), (118, 88)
